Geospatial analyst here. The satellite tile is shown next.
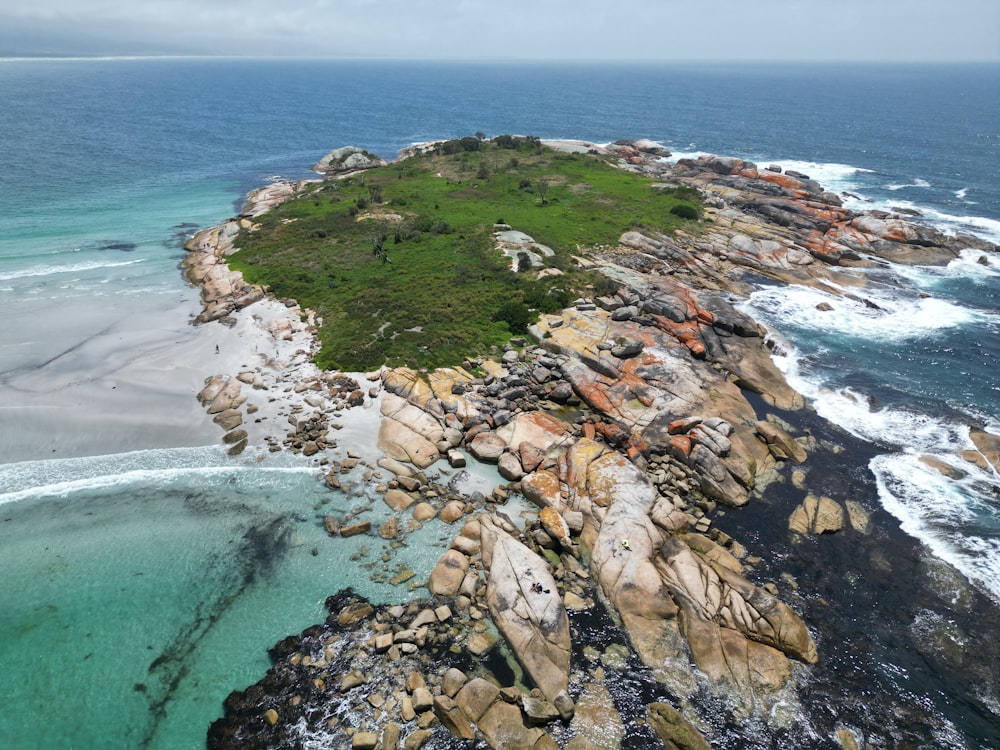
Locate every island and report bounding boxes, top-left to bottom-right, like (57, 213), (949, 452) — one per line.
(181, 137), (1000, 750)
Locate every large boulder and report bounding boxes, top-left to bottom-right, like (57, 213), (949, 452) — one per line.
(428, 549), (469, 597)
(468, 431), (507, 463)
(653, 536), (817, 712)
(969, 427), (1000, 473)
(313, 146), (387, 175)
(495, 411), (570, 453)
(455, 678), (554, 750)
(198, 375), (247, 414)
(586, 456), (693, 691)
(756, 420), (808, 463)
(378, 392), (442, 468)
(574, 439), (815, 711)
(788, 494), (845, 535)
(479, 516), (573, 718)
(658, 537), (817, 664)
(521, 469), (564, 511)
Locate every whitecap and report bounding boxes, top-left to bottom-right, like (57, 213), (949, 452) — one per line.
(750, 311), (1000, 602)
(883, 200), (1000, 244)
(741, 284), (976, 344)
(761, 158), (875, 189)
(836, 194), (1000, 246)
(871, 453), (1000, 601)
(667, 154), (876, 199)
(0, 446), (317, 505)
(0, 258), (145, 282)
(891, 248), (1000, 289)
(887, 177), (932, 191)
(750, 324), (972, 454)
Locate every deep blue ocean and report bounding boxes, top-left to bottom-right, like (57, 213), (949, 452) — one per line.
(1, 59), (998, 749)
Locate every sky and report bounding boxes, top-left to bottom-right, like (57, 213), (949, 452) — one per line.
(1, 0), (999, 62)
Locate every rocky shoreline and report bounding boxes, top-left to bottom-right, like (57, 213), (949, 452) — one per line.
(183, 141), (1000, 749)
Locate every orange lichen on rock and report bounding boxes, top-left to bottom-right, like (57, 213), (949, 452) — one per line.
(670, 435), (693, 456)
(539, 506), (572, 547)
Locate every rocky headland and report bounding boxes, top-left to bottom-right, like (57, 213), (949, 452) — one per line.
(183, 140), (1000, 749)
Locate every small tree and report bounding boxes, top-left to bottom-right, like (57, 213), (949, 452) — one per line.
(537, 178), (550, 206)
(369, 223), (390, 263)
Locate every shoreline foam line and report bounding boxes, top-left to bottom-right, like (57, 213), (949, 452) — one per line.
(872, 453), (1000, 601)
(0, 258), (145, 281)
(0, 462), (320, 506)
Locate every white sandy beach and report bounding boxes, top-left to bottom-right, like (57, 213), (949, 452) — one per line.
(0, 277), (383, 467)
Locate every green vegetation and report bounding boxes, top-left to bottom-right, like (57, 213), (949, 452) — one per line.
(492, 301), (532, 335)
(670, 203), (702, 221)
(229, 137), (702, 371)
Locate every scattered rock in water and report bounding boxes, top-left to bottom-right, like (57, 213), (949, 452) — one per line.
(384, 488), (417, 511)
(569, 682), (624, 749)
(919, 455), (968, 480)
(844, 500), (871, 534)
(340, 521), (372, 538)
(379, 517), (400, 540)
(647, 702), (712, 750)
(789, 494), (846, 535)
(968, 427), (1000, 473)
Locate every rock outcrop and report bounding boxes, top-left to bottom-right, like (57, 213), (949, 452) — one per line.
(183, 220), (266, 325)
(312, 146), (387, 175)
(480, 515), (574, 719)
(182, 179), (320, 325)
(789, 494), (846, 535)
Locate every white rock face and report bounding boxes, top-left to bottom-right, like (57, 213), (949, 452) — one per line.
(312, 146), (387, 174)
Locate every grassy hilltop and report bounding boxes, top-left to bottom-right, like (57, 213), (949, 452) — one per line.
(229, 137), (701, 371)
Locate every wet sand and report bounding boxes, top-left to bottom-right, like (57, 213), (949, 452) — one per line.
(0, 280), (380, 466)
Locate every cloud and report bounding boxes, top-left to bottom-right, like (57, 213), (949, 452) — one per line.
(1, 0), (998, 60)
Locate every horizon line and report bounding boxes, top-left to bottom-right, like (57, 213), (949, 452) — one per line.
(3, 54), (1000, 65)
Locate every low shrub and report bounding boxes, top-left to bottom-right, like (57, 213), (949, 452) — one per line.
(593, 276), (620, 297)
(492, 301), (532, 334)
(670, 203), (701, 221)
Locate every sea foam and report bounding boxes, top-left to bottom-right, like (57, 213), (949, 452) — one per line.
(747, 319), (972, 455)
(742, 284), (975, 344)
(883, 200), (1000, 245)
(761, 158), (875, 189)
(872, 453), (1000, 601)
(887, 177), (932, 191)
(0, 446), (316, 505)
(0, 258), (144, 282)
(889, 248), (1000, 290)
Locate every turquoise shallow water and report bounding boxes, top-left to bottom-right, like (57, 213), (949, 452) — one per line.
(0, 448), (477, 750)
